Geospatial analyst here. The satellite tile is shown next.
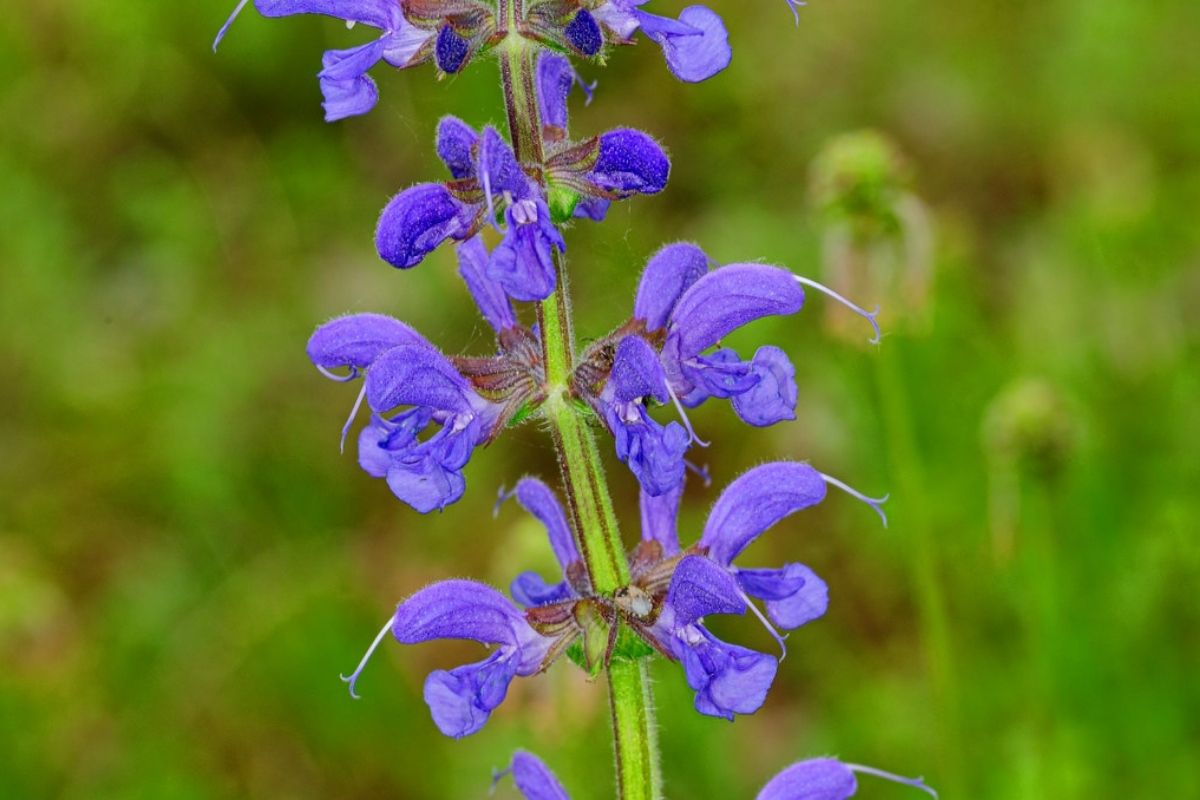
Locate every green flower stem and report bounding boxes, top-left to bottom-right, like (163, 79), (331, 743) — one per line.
(499, 39), (662, 800)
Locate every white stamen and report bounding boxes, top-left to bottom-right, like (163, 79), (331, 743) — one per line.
(665, 381), (709, 447)
(819, 471), (889, 527)
(346, 20), (357, 30)
(480, 144), (499, 232)
(845, 764), (938, 798)
(315, 364), (360, 383)
(212, 0), (251, 52)
(793, 275), (882, 345)
(339, 381), (368, 454)
(511, 198), (538, 225)
(736, 586), (788, 660)
(340, 617), (394, 699)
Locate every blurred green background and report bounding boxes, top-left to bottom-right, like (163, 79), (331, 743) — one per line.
(2, 1), (1199, 797)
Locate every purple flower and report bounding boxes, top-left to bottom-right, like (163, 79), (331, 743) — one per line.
(574, 243), (883, 495)
(495, 752), (937, 800)
(214, 0), (441, 121)
(341, 580), (567, 737)
(307, 254), (545, 511)
(593, 1), (732, 82)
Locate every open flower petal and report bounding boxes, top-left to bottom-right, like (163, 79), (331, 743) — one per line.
(667, 555), (746, 628)
(366, 344), (475, 414)
(634, 242), (710, 331)
(699, 462), (827, 565)
(730, 345), (798, 426)
(306, 313), (431, 372)
(667, 264), (805, 361)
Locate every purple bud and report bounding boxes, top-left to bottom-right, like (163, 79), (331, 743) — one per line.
(592, 129), (670, 196)
(537, 52), (575, 132)
(564, 9), (603, 56)
(436, 116), (479, 180)
(435, 25), (469, 73)
(376, 183), (469, 269)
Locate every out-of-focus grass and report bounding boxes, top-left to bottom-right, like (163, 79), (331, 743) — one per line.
(1, 1), (1198, 798)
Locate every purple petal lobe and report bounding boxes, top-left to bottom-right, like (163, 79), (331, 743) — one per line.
(488, 199), (565, 302)
(510, 572), (573, 607)
(376, 183), (467, 269)
(457, 237), (516, 332)
(608, 406), (688, 497)
(640, 484), (683, 555)
(254, 0), (399, 29)
(679, 349), (758, 402)
(640, 6), (731, 83)
(731, 345), (798, 426)
(574, 197), (611, 221)
(437, 116), (479, 179)
(510, 751), (571, 800)
(678, 628), (777, 719)
(667, 555), (746, 628)
(318, 40), (385, 120)
(479, 127), (528, 197)
(564, 9), (603, 56)
(592, 129), (670, 196)
(667, 264), (805, 359)
(435, 25), (469, 73)
(755, 758), (858, 800)
(365, 344), (474, 414)
(512, 478), (579, 571)
(357, 409), (428, 476)
(537, 53), (575, 131)
(393, 579), (525, 646)
(306, 313), (430, 371)
(738, 564), (829, 629)
(611, 336), (670, 404)
(384, 453), (469, 513)
(699, 462), (827, 565)
(424, 651), (517, 738)
(634, 243), (709, 330)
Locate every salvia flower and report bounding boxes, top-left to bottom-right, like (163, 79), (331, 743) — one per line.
(496, 751), (937, 800)
(593, 1), (732, 83)
(340, 580), (569, 737)
(573, 242), (883, 496)
(306, 253), (546, 512)
(503, 463), (885, 720)
(214, 0), (451, 121)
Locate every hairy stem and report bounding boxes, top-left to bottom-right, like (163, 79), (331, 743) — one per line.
(499, 39), (661, 800)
